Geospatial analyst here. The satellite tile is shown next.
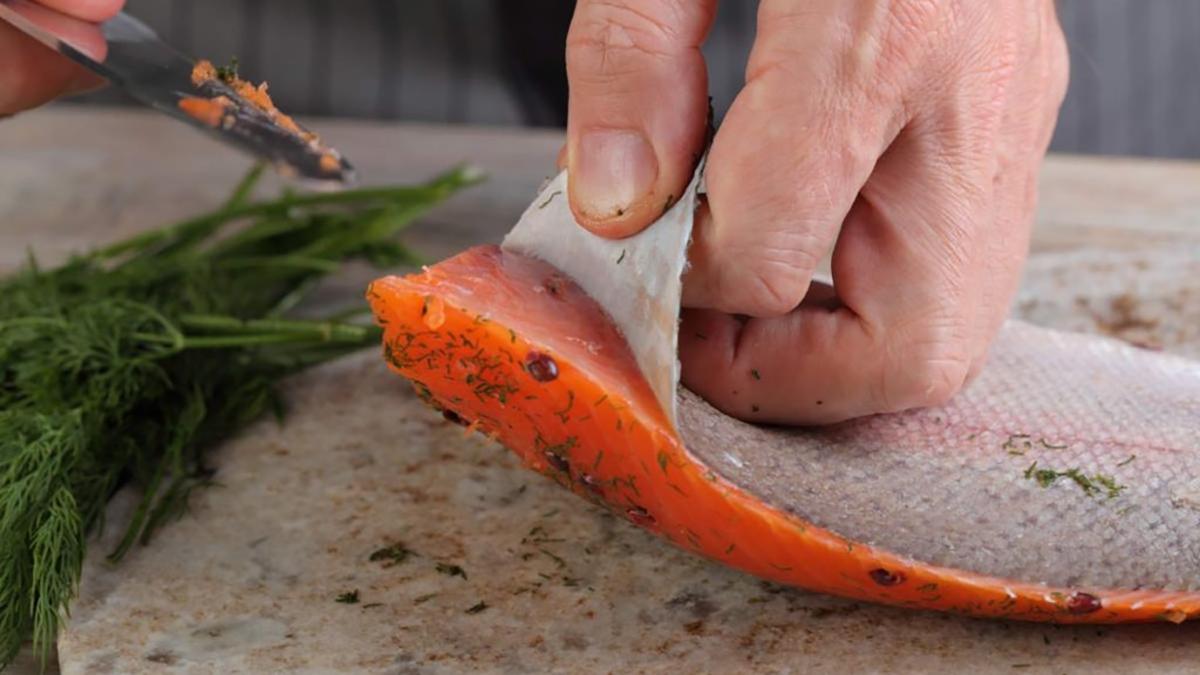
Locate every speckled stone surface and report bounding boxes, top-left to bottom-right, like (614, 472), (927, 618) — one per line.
(2, 109), (1200, 674)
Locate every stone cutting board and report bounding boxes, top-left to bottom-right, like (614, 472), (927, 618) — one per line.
(2, 108), (1200, 674)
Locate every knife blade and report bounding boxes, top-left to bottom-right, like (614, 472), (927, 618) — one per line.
(0, 0), (354, 185)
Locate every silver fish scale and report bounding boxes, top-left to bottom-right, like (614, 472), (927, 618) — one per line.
(681, 250), (1200, 592)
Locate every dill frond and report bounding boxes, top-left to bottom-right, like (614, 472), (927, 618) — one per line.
(0, 163), (479, 667)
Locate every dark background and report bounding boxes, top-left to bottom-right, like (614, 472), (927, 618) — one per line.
(75, 0), (1200, 159)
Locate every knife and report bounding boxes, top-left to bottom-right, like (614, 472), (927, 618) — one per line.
(0, 0), (354, 185)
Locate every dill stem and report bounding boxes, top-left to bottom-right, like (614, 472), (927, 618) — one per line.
(0, 317), (67, 330)
(94, 167), (478, 260)
(179, 314), (375, 340)
(127, 316), (381, 350)
(183, 334), (343, 348)
(217, 256), (340, 272)
(223, 163), (266, 210)
(268, 277), (320, 317)
(108, 453), (167, 561)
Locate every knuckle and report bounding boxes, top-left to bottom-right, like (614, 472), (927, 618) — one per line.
(727, 232), (823, 317)
(1044, 28), (1070, 110)
(1023, 2), (1070, 110)
(566, 1), (693, 78)
(879, 319), (973, 410)
(913, 353), (972, 407)
(740, 262), (811, 317)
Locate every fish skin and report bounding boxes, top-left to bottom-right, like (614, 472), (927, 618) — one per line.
(680, 246), (1200, 591)
(680, 320), (1200, 591)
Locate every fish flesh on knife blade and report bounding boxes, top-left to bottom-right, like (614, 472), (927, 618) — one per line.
(367, 172), (1199, 623)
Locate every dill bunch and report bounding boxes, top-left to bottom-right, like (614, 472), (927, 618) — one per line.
(0, 164), (478, 665)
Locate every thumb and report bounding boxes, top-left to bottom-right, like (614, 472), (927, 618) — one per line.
(565, 0), (715, 238)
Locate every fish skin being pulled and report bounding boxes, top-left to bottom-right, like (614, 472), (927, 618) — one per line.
(680, 320), (1200, 592)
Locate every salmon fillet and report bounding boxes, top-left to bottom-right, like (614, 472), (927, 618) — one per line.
(368, 244), (1200, 623)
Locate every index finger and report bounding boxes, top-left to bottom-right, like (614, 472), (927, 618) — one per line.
(0, 21), (103, 115)
(36, 0), (124, 23)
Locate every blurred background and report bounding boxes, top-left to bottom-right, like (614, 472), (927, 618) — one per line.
(74, 0), (1200, 159)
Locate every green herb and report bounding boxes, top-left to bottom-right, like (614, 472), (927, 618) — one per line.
(1002, 433), (1033, 455)
(751, 369), (761, 380)
(1024, 462), (1059, 488)
(554, 390), (575, 423)
(465, 601), (489, 614)
(1117, 454), (1137, 467)
(1092, 474), (1127, 499)
(435, 562), (467, 579)
(370, 542), (415, 567)
(215, 56), (240, 82)
(1023, 462), (1127, 499)
(0, 163), (477, 666)
(336, 590), (360, 604)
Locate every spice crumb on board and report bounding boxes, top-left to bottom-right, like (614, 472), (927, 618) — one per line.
(369, 542), (414, 567)
(436, 562), (468, 579)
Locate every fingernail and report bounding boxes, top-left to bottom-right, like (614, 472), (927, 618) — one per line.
(572, 129), (657, 220)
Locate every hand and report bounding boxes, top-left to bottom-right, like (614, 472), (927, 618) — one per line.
(0, 0), (124, 116)
(564, 0), (1068, 424)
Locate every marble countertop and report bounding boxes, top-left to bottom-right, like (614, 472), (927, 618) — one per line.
(2, 108), (1199, 674)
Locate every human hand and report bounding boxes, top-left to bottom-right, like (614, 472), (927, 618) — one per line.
(0, 0), (124, 115)
(564, 0), (1068, 424)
